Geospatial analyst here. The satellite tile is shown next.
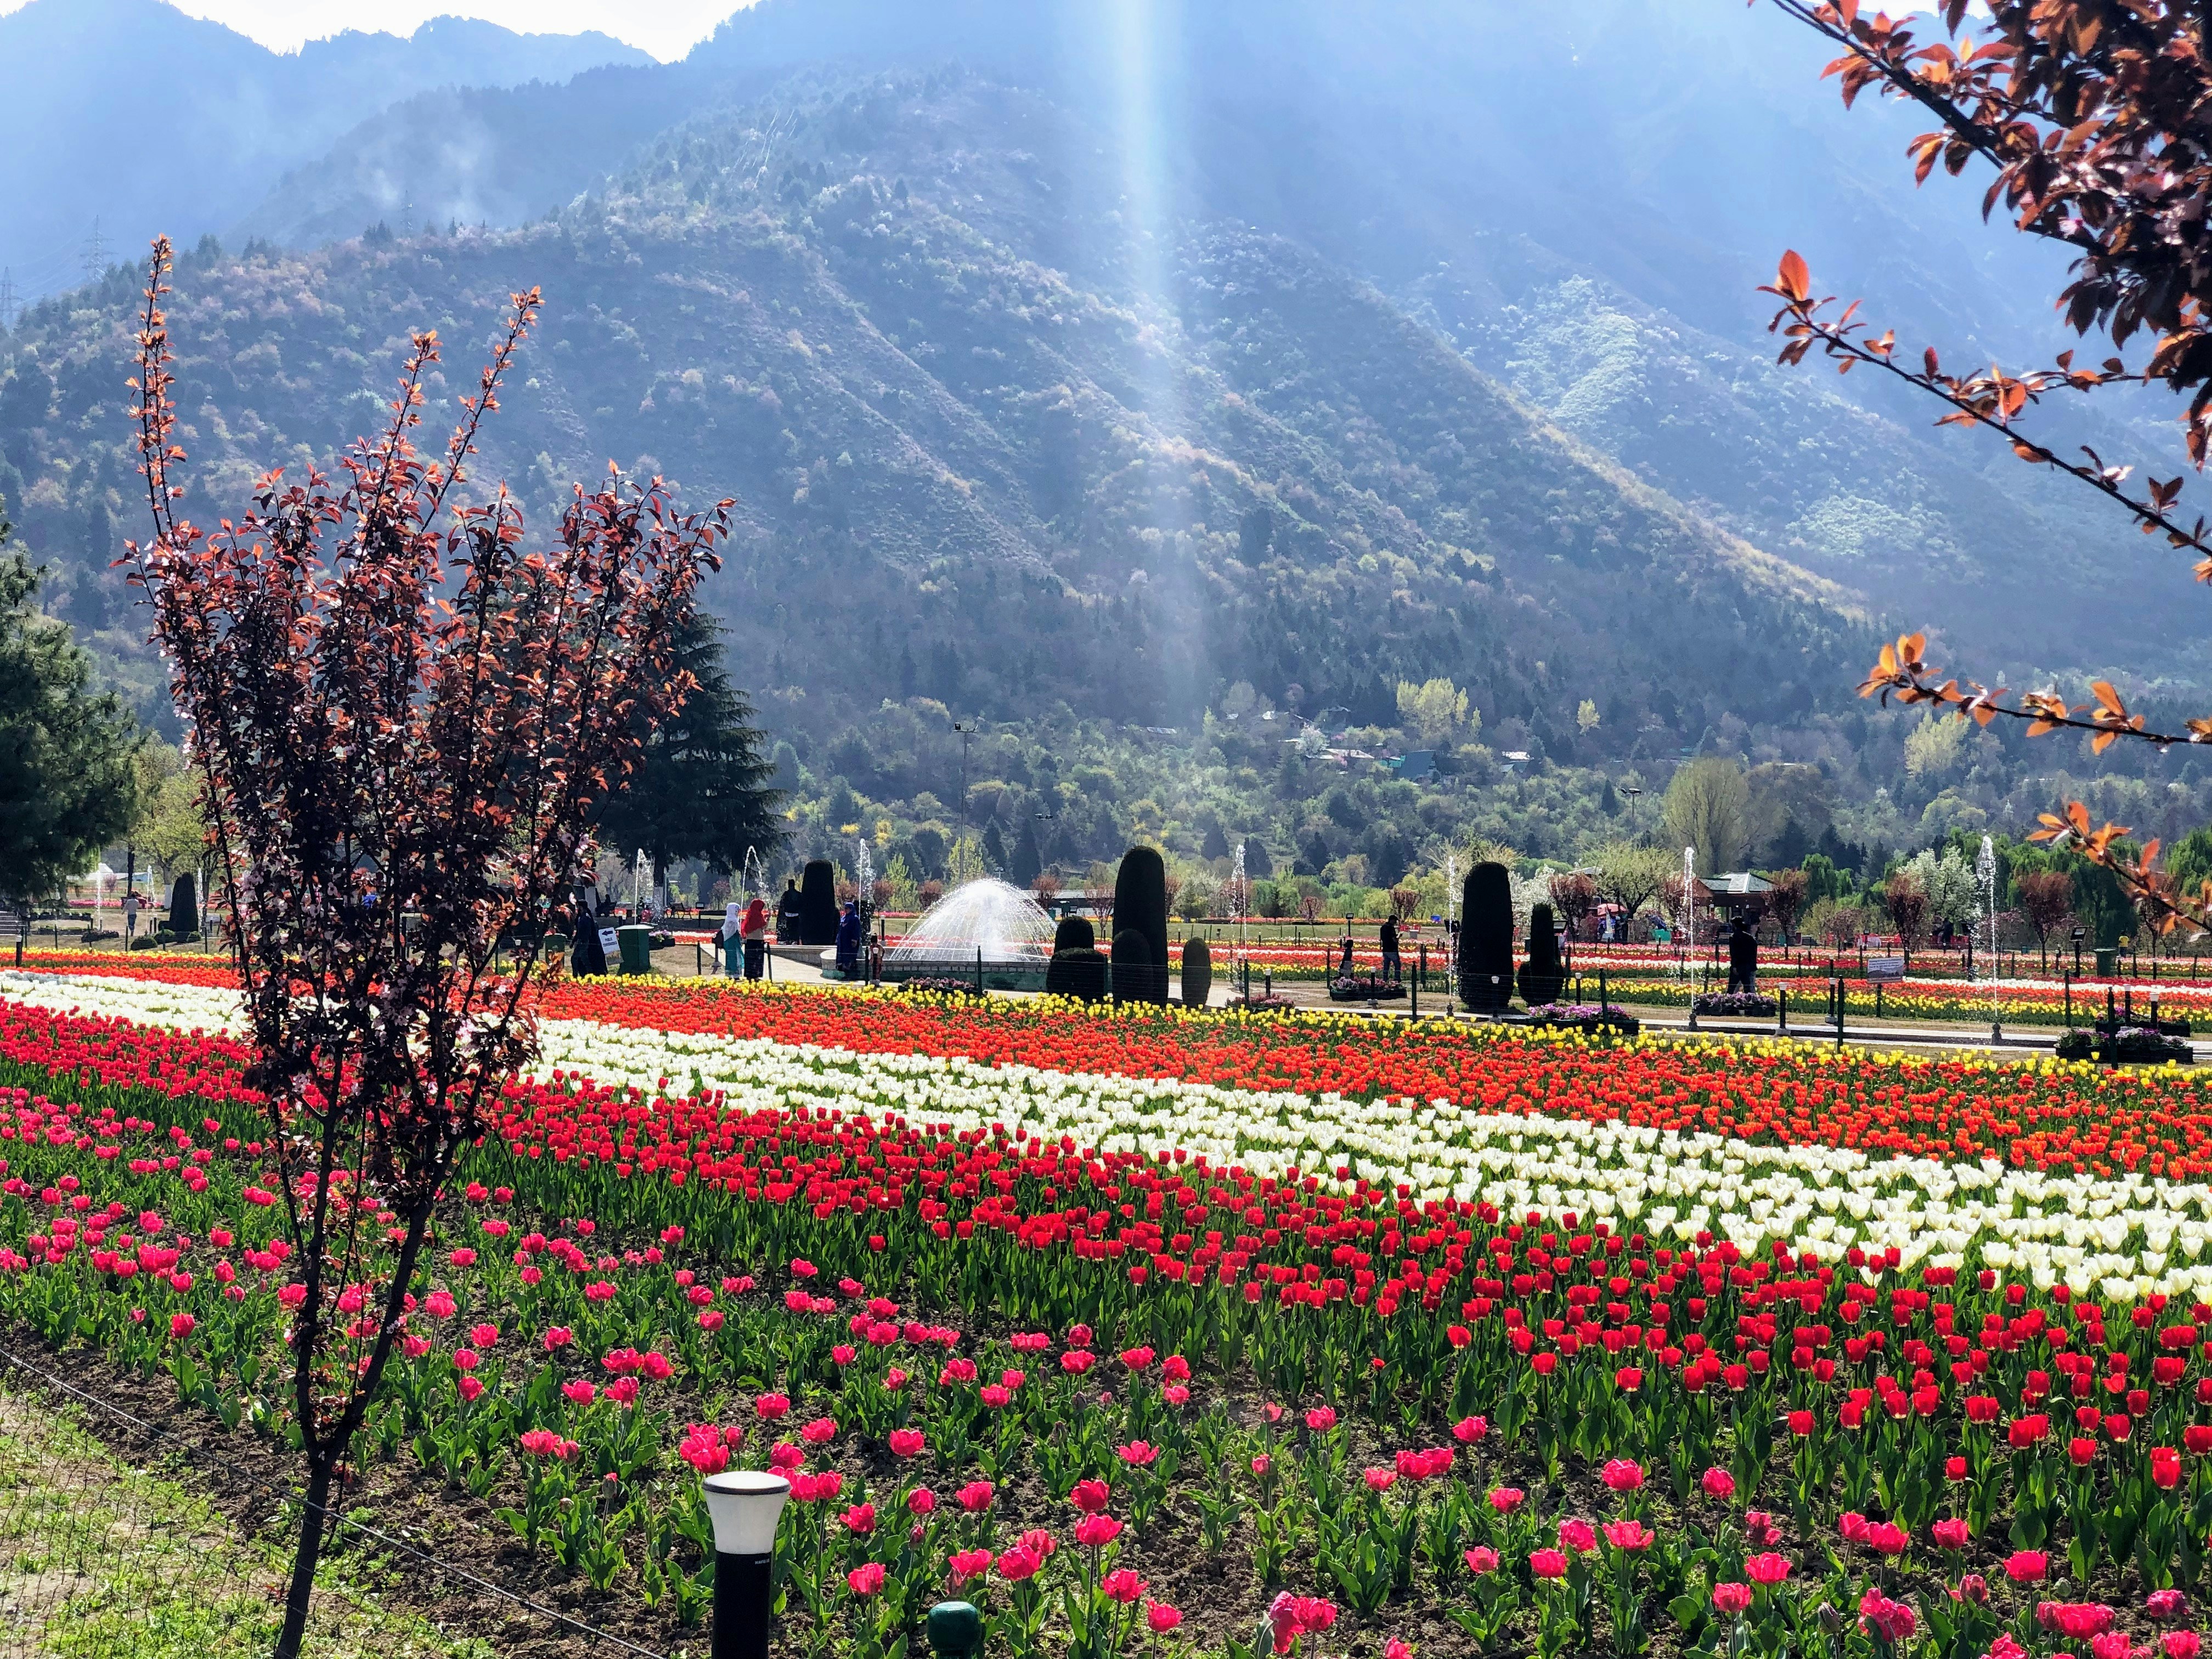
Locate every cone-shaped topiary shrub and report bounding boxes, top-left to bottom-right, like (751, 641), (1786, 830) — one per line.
(1518, 901), (1565, 1008)
(1110, 847), (1169, 1005)
(799, 859), (838, 945)
(1458, 861), (1514, 1011)
(168, 872), (198, 938)
(1181, 937), (1212, 1007)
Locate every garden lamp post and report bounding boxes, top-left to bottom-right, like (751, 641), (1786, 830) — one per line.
(704, 1469), (791, 1659)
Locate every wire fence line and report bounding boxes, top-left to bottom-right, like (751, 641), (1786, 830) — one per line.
(0, 1342), (669, 1659)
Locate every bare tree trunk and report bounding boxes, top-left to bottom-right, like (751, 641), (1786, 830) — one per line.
(273, 1448), (335, 1659)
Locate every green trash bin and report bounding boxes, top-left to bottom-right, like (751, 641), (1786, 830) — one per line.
(617, 925), (654, 975)
(2095, 945), (2119, 979)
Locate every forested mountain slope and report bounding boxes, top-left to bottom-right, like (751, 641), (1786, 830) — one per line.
(0, 71), (1863, 768)
(214, 0), (2212, 685)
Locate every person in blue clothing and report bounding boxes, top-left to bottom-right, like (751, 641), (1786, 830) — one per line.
(834, 899), (864, 979)
(713, 896), (744, 977)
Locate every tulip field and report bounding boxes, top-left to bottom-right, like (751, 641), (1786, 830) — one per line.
(13, 966), (2212, 1656)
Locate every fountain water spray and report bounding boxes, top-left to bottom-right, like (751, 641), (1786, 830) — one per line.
(1978, 833), (2001, 1038)
(881, 877), (1056, 989)
(632, 847), (654, 918)
(1229, 840), (1248, 974)
(854, 839), (876, 920)
(741, 845), (766, 907)
(1680, 845), (1696, 978)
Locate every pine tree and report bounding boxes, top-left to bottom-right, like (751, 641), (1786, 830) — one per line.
(593, 606), (784, 881)
(0, 541), (139, 906)
(1011, 816), (1043, 887)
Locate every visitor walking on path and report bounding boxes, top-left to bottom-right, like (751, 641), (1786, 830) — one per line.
(1380, 915), (1401, 984)
(570, 878), (608, 977)
(776, 878), (803, 944)
(714, 897), (744, 977)
(741, 896), (770, 980)
(835, 899), (864, 978)
(122, 891), (139, 944)
(1725, 917), (1758, 994)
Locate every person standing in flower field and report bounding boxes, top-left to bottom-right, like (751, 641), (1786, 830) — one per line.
(121, 234), (726, 1659)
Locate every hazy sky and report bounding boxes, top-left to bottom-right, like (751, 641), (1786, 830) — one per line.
(0, 0), (747, 60)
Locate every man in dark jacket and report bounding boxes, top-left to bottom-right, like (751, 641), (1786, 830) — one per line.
(571, 878), (608, 977)
(1726, 917), (1758, 994)
(834, 900), (864, 978)
(776, 878), (803, 944)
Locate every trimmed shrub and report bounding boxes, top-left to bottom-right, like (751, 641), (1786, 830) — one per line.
(1517, 901), (1564, 1008)
(1053, 916), (1096, 953)
(1110, 847), (1170, 1005)
(1181, 937), (1212, 1007)
(1111, 928), (1162, 1006)
(798, 859), (838, 945)
(168, 872), (198, 937)
(1046, 946), (1108, 1002)
(1458, 861), (1514, 1011)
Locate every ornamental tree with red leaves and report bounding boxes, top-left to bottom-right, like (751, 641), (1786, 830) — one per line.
(123, 234), (727, 1659)
(1756, 1), (2212, 930)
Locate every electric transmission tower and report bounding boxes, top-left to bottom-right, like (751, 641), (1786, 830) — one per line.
(80, 219), (109, 284)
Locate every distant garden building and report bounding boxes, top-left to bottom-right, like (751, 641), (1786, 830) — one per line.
(1692, 872), (1773, 927)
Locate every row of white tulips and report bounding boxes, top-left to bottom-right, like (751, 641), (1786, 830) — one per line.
(5, 969), (2211, 1301)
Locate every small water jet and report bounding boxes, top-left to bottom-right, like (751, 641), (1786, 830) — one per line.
(879, 877), (1056, 990)
(1229, 840), (1248, 972)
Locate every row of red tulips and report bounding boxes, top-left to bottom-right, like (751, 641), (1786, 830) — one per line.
(8, 1021), (2212, 1659)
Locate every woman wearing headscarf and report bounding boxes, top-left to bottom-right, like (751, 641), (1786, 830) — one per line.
(741, 895), (770, 980)
(714, 894), (746, 978)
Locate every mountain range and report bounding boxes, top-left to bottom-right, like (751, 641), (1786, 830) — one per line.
(0, 0), (646, 306)
(2, 0), (2207, 872)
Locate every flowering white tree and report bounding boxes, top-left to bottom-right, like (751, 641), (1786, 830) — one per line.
(1904, 848), (1978, 931)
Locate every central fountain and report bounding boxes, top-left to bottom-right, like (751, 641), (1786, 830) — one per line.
(879, 877), (1056, 990)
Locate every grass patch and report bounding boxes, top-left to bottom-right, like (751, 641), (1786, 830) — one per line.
(0, 1391), (495, 1659)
